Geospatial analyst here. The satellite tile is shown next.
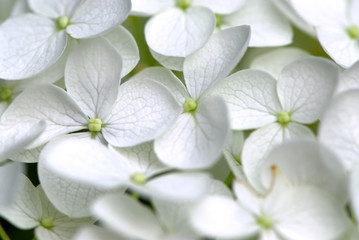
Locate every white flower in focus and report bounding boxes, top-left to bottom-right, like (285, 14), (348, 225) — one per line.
(0, 0), (131, 79)
(213, 57), (339, 192)
(191, 167), (350, 240)
(0, 174), (93, 240)
(335, 60), (359, 95)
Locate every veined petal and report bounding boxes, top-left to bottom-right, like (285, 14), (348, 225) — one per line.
(0, 14), (67, 80)
(65, 38), (122, 119)
(190, 195), (258, 239)
(223, 0), (292, 47)
(184, 25), (250, 98)
(40, 134), (130, 190)
(67, 0), (131, 39)
(194, 0), (247, 14)
(319, 90), (359, 168)
(28, 0), (82, 18)
(150, 49), (185, 71)
(103, 26), (139, 78)
(261, 140), (348, 205)
(336, 61), (359, 94)
(232, 180), (261, 215)
(131, 0), (174, 16)
(317, 25), (359, 68)
(213, 69), (281, 130)
(10, 146), (44, 163)
(155, 96), (230, 169)
(0, 84), (88, 148)
(103, 78), (181, 147)
(250, 47), (310, 79)
(129, 67), (189, 104)
(0, 162), (22, 208)
(289, 0), (347, 26)
(145, 6), (216, 57)
(277, 57), (339, 123)
(0, 174), (41, 229)
(92, 193), (164, 239)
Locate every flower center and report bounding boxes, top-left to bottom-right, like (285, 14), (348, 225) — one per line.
(177, 0), (192, 10)
(0, 86), (12, 102)
(347, 25), (359, 39)
(131, 173), (147, 185)
(88, 118), (103, 132)
(277, 111), (291, 126)
(40, 216), (54, 229)
(257, 214), (274, 230)
(183, 98), (198, 113)
(57, 16), (70, 30)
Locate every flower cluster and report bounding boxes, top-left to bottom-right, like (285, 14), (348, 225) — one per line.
(0, 0), (358, 240)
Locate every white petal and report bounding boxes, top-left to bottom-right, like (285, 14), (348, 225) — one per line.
(223, 0), (292, 47)
(0, 121), (45, 161)
(289, 0), (346, 26)
(65, 38), (122, 118)
(0, 174), (41, 229)
(190, 195), (258, 239)
(273, 186), (349, 240)
(194, 0), (247, 14)
(103, 26), (139, 77)
(242, 123), (314, 193)
(67, 0), (131, 39)
(277, 57), (339, 123)
(150, 49), (185, 71)
(336, 61), (359, 94)
(103, 78), (181, 147)
(10, 146), (43, 163)
(28, 0), (82, 18)
(213, 69), (281, 130)
(73, 226), (121, 240)
(0, 85), (88, 148)
(232, 180), (261, 215)
(144, 172), (211, 202)
(319, 90), (359, 168)
(0, 162), (22, 208)
(350, 166), (359, 221)
(131, 0), (174, 16)
(184, 25), (250, 98)
(92, 193), (164, 239)
(261, 140), (348, 205)
(155, 96), (230, 169)
(130, 67), (189, 104)
(223, 131), (246, 180)
(350, 0), (359, 25)
(145, 6), (216, 57)
(250, 47), (310, 79)
(40, 134), (130, 191)
(317, 25), (359, 68)
(0, 14), (67, 79)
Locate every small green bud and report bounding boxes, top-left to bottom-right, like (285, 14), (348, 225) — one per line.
(177, 0), (192, 10)
(57, 16), (70, 30)
(131, 173), (147, 185)
(183, 98), (198, 113)
(88, 118), (102, 132)
(40, 217), (54, 229)
(257, 214), (274, 230)
(0, 86), (12, 102)
(277, 111), (291, 126)
(347, 25), (359, 39)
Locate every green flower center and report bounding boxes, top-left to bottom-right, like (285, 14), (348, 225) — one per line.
(347, 25), (359, 39)
(88, 118), (102, 132)
(131, 173), (147, 185)
(183, 98), (198, 113)
(177, 0), (192, 10)
(257, 214), (274, 230)
(0, 86), (12, 102)
(57, 16), (70, 30)
(277, 111), (291, 126)
(40, 217), (54, 229)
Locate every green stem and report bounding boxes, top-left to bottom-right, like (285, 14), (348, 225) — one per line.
(0, 223), (10, 240)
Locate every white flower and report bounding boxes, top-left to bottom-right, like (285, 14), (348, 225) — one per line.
(191, 166), (350, 240)
(335, 60), (359, 95)
(289, 0), (359, 68)
(0, 37), (180, 149)
(0, 174), (93, 240)
(213, 57), (339, 192)
(0, 0), (131, 79)
(133, 26), (250, 169)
